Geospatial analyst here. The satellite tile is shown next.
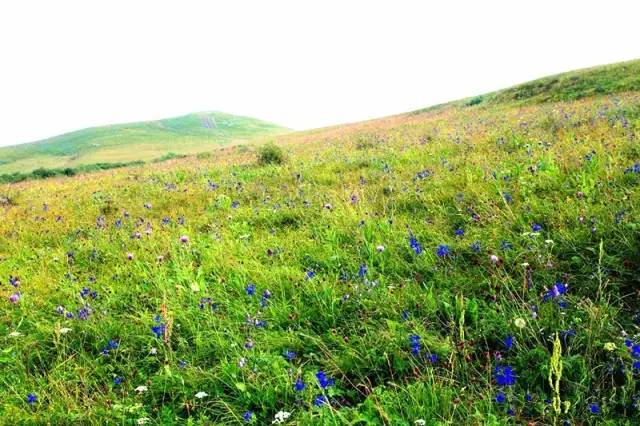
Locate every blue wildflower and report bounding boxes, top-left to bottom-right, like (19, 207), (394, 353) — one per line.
(294, 377), (305, 391)
(496, 392), (507, 403)
(26, 393), (37, 404)
(504, 335), (514, 350)
(495, 365), (517, 386)
(242, 410), (253, 422)
(313, 395), (329, 407)
(470, 241), (481, 252)
(409, 236), (422, 255)
(316, 371), (334, 389)
(503, 192), (513, 203)
(532, 223), (542, 232)
(151, 323), (166, 339)
(305, 270), (316, 280)
(589, 403), (600, 414)
(113, 376), (123, 385)
(409, 334), (421, 356)
(436, 244), (450, 257)
(455, 228), (464, 236)
(284, 350), (296, 361)
(245, 283), (256, 296)
(358, 264), (368, 278)
(78, 306), (91, 320)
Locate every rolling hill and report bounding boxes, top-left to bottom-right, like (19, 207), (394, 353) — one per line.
(0, 111), (289, 174)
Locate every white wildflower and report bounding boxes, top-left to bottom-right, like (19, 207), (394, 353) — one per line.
(135, 385), (148, 393)
(195, 391), (208, 399)
(136, 418), (150, 425)
(415, 420), (426, 426)
(514, 318), (526, 329)
(272, 410), (291, 424)
(59, 327), (73, 334)
(8, 331), (22, 337)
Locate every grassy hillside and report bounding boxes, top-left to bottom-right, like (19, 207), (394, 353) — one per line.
(1, 61), (640, 424)
(0, 111), (289, 174)
(412, 59), (640, 114)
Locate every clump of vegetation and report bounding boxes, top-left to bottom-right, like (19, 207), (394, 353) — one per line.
(465, 95), (484, 106)
(196, 151), (213, 159)
(0, 160), (144, 184)
(154, 152), (188, 163)
(355, 132), (387, 150)
(257, 142), (285, 165)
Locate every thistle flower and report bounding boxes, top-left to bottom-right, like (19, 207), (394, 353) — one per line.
(9, 292), (20, 303)
(179, 235), (189, 244)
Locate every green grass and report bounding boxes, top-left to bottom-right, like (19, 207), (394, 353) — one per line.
(1, 61), (640, 425)
(0, 111), (289, 174)
(412, 58), (640, 114)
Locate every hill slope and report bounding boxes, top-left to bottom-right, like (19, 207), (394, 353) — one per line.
(0, 111), (289, 174)
(1, 60), (640, 424)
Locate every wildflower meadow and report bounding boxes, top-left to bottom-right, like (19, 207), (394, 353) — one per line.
(2, 62), (640, 424)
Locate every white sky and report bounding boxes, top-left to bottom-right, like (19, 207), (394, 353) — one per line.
(0, 1), (639, 147)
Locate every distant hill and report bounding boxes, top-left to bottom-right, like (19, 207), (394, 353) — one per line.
(0, 111), (289, 173)
(411, 59), (640, 114)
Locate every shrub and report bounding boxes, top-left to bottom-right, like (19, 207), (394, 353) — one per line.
(466, 96), (484, 106)
(197, 152), (213, 160)
(257, 143), (285, 165)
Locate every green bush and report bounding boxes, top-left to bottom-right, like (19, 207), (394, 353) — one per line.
(257, 143), (285, 165)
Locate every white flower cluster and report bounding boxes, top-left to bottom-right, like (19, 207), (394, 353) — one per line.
(272, 410), (291, 424)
